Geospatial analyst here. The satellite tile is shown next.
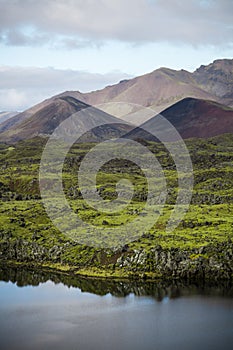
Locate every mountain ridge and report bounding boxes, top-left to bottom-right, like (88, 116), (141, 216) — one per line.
(57, 58), (233, 117)
(0, 59), (232, 143)
(0, 96), (133, 143)
(126, 97), (233, 141)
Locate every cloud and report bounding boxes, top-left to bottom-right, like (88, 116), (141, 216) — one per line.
(0, 89), (28, 111)
(0, 66), (131, 111)
(0, 0), (232, 47)
(1, 29), (49, 46)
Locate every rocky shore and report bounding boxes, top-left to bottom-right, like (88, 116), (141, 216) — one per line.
(0, 238), (232, 281)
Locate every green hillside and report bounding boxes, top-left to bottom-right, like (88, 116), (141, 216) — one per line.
(0, 135), (232, 280)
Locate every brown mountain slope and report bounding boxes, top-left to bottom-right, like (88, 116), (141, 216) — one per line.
(0, 90), (88, 135)
(0, 96), (132, 143)
(57, 60), (233, 131)
(87, 68), (212, 106)
(58, 67), (216, 120)
(1, 59), (232, 138)
(126, 98), (233, 141)
(0, 99), (54, 134)
(54, 59), (233, 123)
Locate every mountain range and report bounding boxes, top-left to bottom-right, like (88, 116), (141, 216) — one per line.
(0, 58), (232, 143)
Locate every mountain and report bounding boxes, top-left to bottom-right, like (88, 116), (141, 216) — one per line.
(2, 96), (232, 144)
(2, 58), (232, 133)
(0, 96), (132, 143)
(193, 59), (233, 106)
(0, 99), (54, 134)
(0, 59), (232, 143)
(126, 98), (233, 141)
(57, 58), (233, 123)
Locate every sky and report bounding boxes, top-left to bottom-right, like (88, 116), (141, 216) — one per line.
(0, 0), (232, 111)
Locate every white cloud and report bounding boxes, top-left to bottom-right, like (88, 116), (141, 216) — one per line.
(0, 89), (28, 111)
(0, 0), (232, 47)
(0, 66), (131, 111)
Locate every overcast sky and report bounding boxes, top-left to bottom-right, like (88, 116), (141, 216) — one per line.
(0, 0), (232, 111)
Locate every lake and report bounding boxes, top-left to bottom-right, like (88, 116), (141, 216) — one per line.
(0, 266), (232, 350)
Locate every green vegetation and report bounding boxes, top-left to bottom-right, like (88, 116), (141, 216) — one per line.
(0, 134), (233, 280)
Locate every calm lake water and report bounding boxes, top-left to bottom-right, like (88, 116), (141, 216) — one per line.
(0, 267), (233, 350)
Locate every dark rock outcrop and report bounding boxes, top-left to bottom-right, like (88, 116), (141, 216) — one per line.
(0, 236), (232, 281)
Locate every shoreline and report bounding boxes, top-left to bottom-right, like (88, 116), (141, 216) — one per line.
(0, 241), (233, 283)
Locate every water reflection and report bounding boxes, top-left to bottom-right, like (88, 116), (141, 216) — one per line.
(0, 265), (232, 300)
(0, 265), (233, 350)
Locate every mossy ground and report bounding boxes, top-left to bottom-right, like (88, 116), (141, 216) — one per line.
(0, 134), (233, 276)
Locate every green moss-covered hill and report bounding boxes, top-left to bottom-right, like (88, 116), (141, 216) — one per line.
(0, 134), (233, 281)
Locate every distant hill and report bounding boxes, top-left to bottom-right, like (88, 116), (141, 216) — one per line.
(1, 96), (233, 143)
(57, 58), (233, 123)
(0, 96), (132, 143)
(126, 98), (233, 141)
(0, 99), (53, 134)
(0, 59), (232, 143)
